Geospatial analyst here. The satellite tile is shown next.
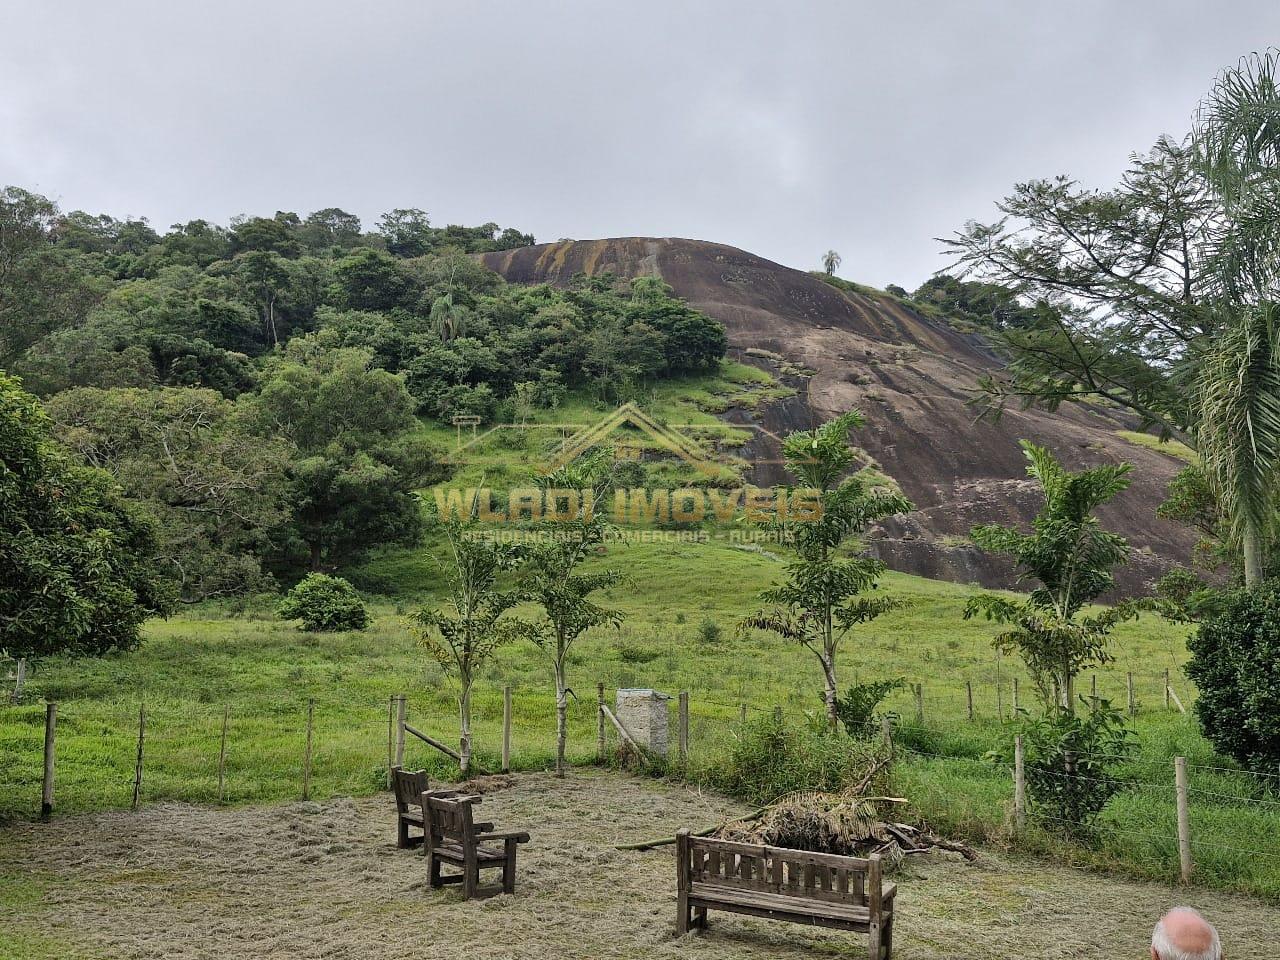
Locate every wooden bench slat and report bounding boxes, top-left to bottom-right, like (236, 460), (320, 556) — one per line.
(690, 882), (875, 924)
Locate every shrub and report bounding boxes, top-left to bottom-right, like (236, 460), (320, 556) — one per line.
(1186, 584), (1280, 772)
(1022, 703), (1132, 839)
(716, 713), (884, 805)
(834, 678), (905, 736)
(277, 574), (368, 631)
(617, 642), (658, 665)
(695, 617), (723, 646)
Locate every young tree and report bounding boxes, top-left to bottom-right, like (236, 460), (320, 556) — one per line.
(964, 442), (1137, 713)
(2, 372), (173, 660)
(525, 450), (622, 776)
(741, 412), (912, 727)
(821, 250), (842, 276)
(412, 520), (530, 775)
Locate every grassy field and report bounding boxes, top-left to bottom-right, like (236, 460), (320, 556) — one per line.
(5, 368), (1279, 902)
(5, 531), (1280, 898)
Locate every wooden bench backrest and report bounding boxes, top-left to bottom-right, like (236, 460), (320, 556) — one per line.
(426, 794), (478, 845)
(391, 767), (428, 814)
(683, 835), (881, 908)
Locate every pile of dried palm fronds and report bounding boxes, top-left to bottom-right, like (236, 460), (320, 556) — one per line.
(619, 752), (975, 866)
(714, 790), (976, 869)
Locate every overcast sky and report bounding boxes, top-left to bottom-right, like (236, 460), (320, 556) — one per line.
(2, 2), (1277, 289)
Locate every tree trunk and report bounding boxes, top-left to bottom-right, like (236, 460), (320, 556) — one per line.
(459, 683), (472, 777)
(1244, 521), (1265, 589)
(820, 652), (839, 729)
(308, 541), (322, 572)
(554, 659), (568, 778)
(1061, 670), (1075, 716)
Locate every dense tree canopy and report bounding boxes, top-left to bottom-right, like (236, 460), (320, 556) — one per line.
(0, 184), (728, 612)
(1, 373), (173, 659)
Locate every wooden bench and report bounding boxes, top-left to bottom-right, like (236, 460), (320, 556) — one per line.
(424, 793), (530, 900)
(675, 831), (896, 959)
(391, 767), (430, 848)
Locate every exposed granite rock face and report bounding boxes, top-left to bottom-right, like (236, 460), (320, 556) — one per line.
(483, 238), (1197, 594)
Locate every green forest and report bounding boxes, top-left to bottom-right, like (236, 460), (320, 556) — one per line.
(0, 196), (728, 634)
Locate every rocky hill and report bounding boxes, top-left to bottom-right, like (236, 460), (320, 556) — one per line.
(482, 237), (1198, 593)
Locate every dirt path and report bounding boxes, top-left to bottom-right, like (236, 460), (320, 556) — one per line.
(2, 770), (1276, 959)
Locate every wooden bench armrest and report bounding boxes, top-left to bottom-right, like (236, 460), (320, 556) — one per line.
(477, 830), (530, 843)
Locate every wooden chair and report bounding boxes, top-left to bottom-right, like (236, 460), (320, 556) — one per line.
(676, 831), (896, 959)
(424, 792), (529, 899)
(391, 767), (429, 848)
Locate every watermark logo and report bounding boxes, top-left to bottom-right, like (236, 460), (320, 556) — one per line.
(435, 401), (822, 530)
(548, 402), (722, 478)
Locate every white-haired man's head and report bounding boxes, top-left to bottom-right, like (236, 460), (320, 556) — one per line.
(1152, 907), (1221, 960)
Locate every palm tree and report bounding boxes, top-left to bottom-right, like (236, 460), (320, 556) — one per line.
(1191, 49), (1280, 587)
(821, 249), (842, 276)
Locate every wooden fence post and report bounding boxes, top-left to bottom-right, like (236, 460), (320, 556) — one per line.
(881, 715), (894, 758)
(596, 683), (605, 762)
(1175, 756), (1192, 883)
(1012, 677), (1019, 715)
(40, 702), (56, 819)
(1164, 669), (1171, 710)
(913, 683), (924, 725)
(394, 695), (406, 768)
(385, 695), (394, 787)
(966, 681), (974, 721)
(1127, 672), (1136, 718)
(739, 702), (747, 724)
(302, 698), (315, 801)
(217, 705), (229, 802)
(678, 691), (689, 765)
(1013, 734), (1026, 835)
(501, 685), (512, 774)
(131, 703), (146, 811)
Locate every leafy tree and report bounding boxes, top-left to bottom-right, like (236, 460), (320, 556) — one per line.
(277, 573), (368, 631)
(525, 450), (623, 776)
(0, 187), (106, 364)
(946, 50), (1280, 587)
(229, 215), (302, 258)
(822, 250), (842, 276)
(332, 247), (414, 311)
(46, 387), (292, 601)
(964, 442), (1137, 713)
(1021, 704), (1133, 838)
(299, 208), (362, 252)
(833, 677), (905, 735)
(912, 275), (1038, 330)
(1, 372), (173, 660)
(1185, 583), (1280, 772)
(741, 411), (912, 727)
(412, 519), (531, 774)
(626, 276), (726, 372)
(378, 208), (433, 258)
(153, 219), (231, 269)
(245, 340), (440, 569)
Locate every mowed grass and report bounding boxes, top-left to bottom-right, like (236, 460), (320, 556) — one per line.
(6, 533), (1280, 898)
